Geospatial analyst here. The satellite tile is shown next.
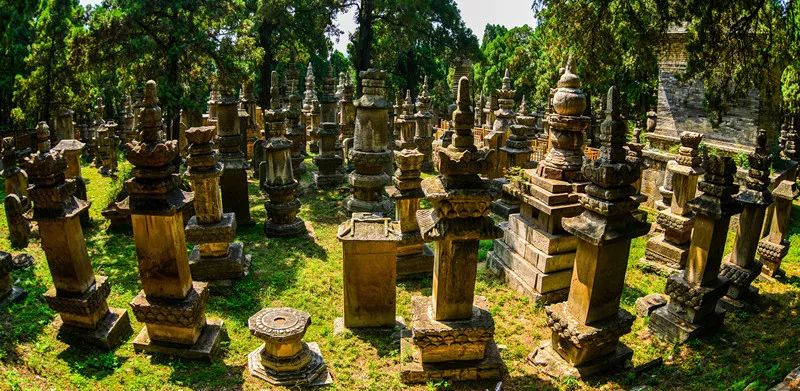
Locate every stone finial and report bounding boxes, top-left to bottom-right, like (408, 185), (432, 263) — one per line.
(501, 69), (512, 91)
(417, 76), (431, 111)
(36, 122), (51, 153)
(403, 90), (414, 116)
(138, 80), (162, 143)
(744, 129), (772, 195)
(552, 57), (586, 116)
(519, 96), (530, 116)
(677, 131), (703, 167)
(242, 80), (256, 102)
(688, 154), (742, 219)
(598, 86), (626, 163)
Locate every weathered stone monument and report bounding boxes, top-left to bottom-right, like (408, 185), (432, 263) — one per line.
(25, 121), (131, 348)
(247, 307), (331, 386)
(127, 81), (223, 359)
(529, 86), (651, 378)
(313, 69), (345, 188)
(346, 69), (393, 215)
(336, 213), (400, 330)
(54, 105), (75, 141)
(96, 119), (119, 176)
(414, 77), (434, 172)
(184, 125), (250, 284)
(400, 77), (503, 383)
(241, 81), (260, 159)
(217, 83), (252, 226)
(339, 74), (356, 171)
(394, 91), (417, 151)
(205, 85), (219, 124)
(121, 95), (137, 145)
(0, 251), (27, 307)
(641, 132), (704, 274)
(303, 63), (321, 154)
(719, 129), (772, 308)
(649, 155), (742, 343)
(485, 69), (516, 180)
(2, 137), (32, 248)
(491, 121), (533, 218)
(284, 70), (307, 179)
(487, 60), (589, 303)
(260, 72), (307, 237)
(386, 133), (434, 278)
(53, 138), (91, 227)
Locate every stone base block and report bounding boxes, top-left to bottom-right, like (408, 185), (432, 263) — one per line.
(313, 172), (345, 189)
(345, 196), (393, 217)
(400, 337), (503, 384)
(0, 286), (26, 308)
(132, 319), (224, 362)
(410, 296), (495, 363)
(640, 234), (688, 275)
(185, 213), (237, 244)
(717, 286), (759, 312)
(649, 306), (725, 344)
(189, 242), (251, 282)
(333, 316), (406, 337)
(487, 252), (569, 304)
(397, 245), (434, 278)
(248, 342), (332, 386)
(490, 199), (520, 219)
(635, 293), (668, 317)
(528, 340), (632, 379)
(264, 218), (307, 238)
(55, 307), (132, 349)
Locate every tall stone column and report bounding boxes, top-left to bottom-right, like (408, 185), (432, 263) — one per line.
(649, 155), (742, 343)
(217, 84), (252, 226)
(184, 125), (250, 284)
(345, 69), (393, 216)
(25, 121), (131, 349)
(758, 180), (798, 277)
(400, 77), (504, 383)
(386, 137), (434, 278)
(642, 132), (704, 273)
(127, 81), (223, 360)
(719, 129), (772, 308)
(313, 69), (345, 189)
(530, 87), (650, 378)
(2, 137), (32, 248)
(260, 72), (307, 238)
(486, 60), (589, 303)
(339, 76), (356, 172)
(284, 72), (307, 179)
(485, 69), (516, 179)
(303, 63), (321, 154)
(414, 77), (434, 172)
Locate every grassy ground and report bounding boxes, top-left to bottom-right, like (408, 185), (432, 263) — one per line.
(0, 156), (799, 391)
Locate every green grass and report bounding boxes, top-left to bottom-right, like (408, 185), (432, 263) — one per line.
(0, 157), (799, 390)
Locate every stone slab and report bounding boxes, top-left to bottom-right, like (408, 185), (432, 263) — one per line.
(313, 172), (345, 189)
(189, 242), (251, 282)
(397, 245), (434, 279)
(400, 337), (503, 384)
(528, 340), (632, 379)
(648, 305), (725, 344)
(486, 252), (569, 304)
(132, 319), (224, 362)
(642, 234), (688, 273)
(55, 307), (132, 350)
(248, 342), (332, 386)
(506, 214), (578, 254)
(0, 286), (26, 308)
(490, 199), (520, 219)
(500, 229), (575, 273)
(489, 240), (573, 293)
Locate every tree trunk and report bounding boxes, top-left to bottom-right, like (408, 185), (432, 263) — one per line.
(354, 0), (375, 96)
(258, 19), (275, 109)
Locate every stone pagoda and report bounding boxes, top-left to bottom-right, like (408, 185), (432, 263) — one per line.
(54, 105), (75, 141)
(649, 155), (742, 343)
(217, 82), (252, 226)
(313, 69), (345, 189)
(414, 77), (434, 172)
(394, 91), (417, 150)
(474, 93), (486, 127)
(205, 85), (219, 125)
(303, 63), (321, 154)
(718, 129), (772, 308)
(2, 137), (33, 248)
(400, 77), (503, 383)
(485, 69), (516, 179)
(96, 119), (119, 176)
(641, 132), (704, 274)
(529, 86), (651, 378)
(248, 307), (331, 386)
(486, 60), (590, 303)
(285, 70), (307, 179)
(241, 80), (260, 159)
(53, 137), (90, 227)
(346, 69), (393, 216)
(491, 122), (533, 219)
(386, 119), (434, 278)
(184, 125), (250, 285)
(260, 72), (307, 237)
(339, 74), (357, 171)
(0, 251), (28, 307)
(25, 121), (131, 349)
(483, 93), (498, 129)
(127, 81), (223, 360)
(758, 115), (800, 277)
(121, 95), (137, 145)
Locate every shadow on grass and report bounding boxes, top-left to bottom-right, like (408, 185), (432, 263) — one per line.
(58, 348), (129, 381)
(147, 344), (245, 390)
(0, 266), (56, 361)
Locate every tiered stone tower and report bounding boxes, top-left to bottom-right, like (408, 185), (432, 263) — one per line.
(205, 85), (219, 124)
(53, 137), (90, 227)
(313, 69), (345, 188)
(641, 132), (704, 273)
(338, 74), (356, 171)
(346, 69), (392, 215)
(394, 91), (416, 150)
(649, 155), (742, 343)
(486, 60), (590, 303)
(260, 72), (307, 237)
(217, 83), (252, 226)
(719, 129), (771, 308)
(529, 86), (650, 378)
(491, 120), (533, 218)
(184, 125), (250, 284)
(127, 81), (223, 359)
(414, 77), (434, 172)
(2, 137), (32, 248)
(485, 69), (516, 179)
(55, 105), (75, 141)
(241, 80), (261, 159)
(25, 121), (131, 349)
(303, 63), (321, 154)
(400, 77), (503, 383)
(285, 70), (307, 179)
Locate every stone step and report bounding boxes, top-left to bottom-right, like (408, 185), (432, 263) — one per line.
(489, 240), (573, 293)
(505, 215), (578, 254)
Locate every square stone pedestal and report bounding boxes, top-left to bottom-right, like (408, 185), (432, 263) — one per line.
(649, 305), (724, 344)
(188, 242), (251, 285)
(247, 342), (332, 386)
(132, 319), (225, 362)
(640, 233), (688, 275)
(397, 244), (434, 278)
(313, 171), (345, 189)
(529, 340), (632, 379)
(0, 286), (26, 308)
(55, 307), (132, 350)
(400, 296), (504, 383)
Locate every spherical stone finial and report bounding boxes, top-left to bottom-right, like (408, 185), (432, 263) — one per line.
(552, 56), (586, 116)
(144, 80), (158, 105)
(248, 307), (311, 342)
(557, 56), (580, 89)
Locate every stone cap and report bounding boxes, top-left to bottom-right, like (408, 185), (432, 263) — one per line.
(772, 179), (800, 200)
(337, 213), (400, 242)
(53, 139), (85, 152)
(248, 307), (310, 342)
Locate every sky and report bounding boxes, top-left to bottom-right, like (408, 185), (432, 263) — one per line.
(78, 0), (537, 53)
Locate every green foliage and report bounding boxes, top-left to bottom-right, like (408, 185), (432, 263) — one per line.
(783, 65), (800, 113)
